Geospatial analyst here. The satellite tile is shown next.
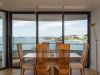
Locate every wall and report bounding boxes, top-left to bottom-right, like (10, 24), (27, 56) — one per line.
(91, 8), (100, 72)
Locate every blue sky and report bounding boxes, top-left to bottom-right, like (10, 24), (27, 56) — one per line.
(0, 19), (87, 37)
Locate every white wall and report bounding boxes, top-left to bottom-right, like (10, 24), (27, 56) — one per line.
(91, 8), (100, 72)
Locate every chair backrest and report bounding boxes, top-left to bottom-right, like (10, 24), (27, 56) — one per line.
(42, 42), (49, 46)
(36, 44), (48, 64)
(58, 44), (70, 65)
(42, 42), (49, 51)
(56, 42), (62, 51)
(81, 43), (89, 66)
(17, 43), (23, 67)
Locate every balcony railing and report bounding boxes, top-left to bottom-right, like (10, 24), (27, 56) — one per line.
(12, 43), (84, 58)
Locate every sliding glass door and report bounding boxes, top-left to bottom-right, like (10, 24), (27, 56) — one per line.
(12, 14), (36, 67)
(0, 12), (6, 69)
(64, 14), (88, 55)
(38, 14), (62, 52)
(10, 12), (89, 67)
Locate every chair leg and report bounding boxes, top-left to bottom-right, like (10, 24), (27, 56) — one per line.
(37, 72), (39, 75)
(80, 68), (85, 75)
(33, 68), (35, 75)
(80, 69), (82, 75)
(49, 71), (50, 75)
(82, 67), (85, 75)
(22, 69), (25, 75)
(47, 71), (49, 75)
(70, 68), (72, 75)
(36, 69), (39, 75)
(54, 68), (58, 75)
(20, 69), (22, 75)
(20, 69), (25, 75)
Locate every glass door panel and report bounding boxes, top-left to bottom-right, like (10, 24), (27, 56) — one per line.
(12, 14), (36, 67)
(38, 14), (62, 52)
(0, 12), (6, 69)
(64, 14), (88, 55)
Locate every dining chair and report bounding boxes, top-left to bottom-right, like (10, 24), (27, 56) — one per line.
(42, 42), (49, 47)
(36, 44), (51, 75)
(42, 42), (49, 46)
(42, 42), (49, 51)
(17, 43), (35, 75)
(70, 43), (89, 75)
(54, 44), (70, 75)
(56, 42), (62, 51)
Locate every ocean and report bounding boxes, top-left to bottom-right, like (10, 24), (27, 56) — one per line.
(12, 37), (84, 51)
(0, 37), (85, 52)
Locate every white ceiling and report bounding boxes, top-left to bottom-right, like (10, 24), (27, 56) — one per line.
(0, 0), (100, 11)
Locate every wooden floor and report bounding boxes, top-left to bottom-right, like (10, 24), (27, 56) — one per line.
(0, 68), (99, 75)
(0, 60), (2, 68)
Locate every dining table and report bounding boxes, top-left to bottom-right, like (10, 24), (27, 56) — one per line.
(24, 52), (81, 62)
(24, 53), (81, 58)
(24, 53), (81, 75)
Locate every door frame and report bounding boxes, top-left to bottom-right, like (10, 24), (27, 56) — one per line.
(8, 11), (91, 68)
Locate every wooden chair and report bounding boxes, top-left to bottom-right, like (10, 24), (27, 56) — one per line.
(56, 42), (62, 51)
(36, 44), (51, 75)
(42, 42), (49, 51)
(42, 42), (49, 46)
(70, 43), (89, 75)
(17, 43), (35, 75)
(54, 44), (70, 75)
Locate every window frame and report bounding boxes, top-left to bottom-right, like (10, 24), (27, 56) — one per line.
(8, 11), (90, 68)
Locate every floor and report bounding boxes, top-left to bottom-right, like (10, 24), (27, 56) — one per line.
(0, 60), (2, 68)
(0, 68), (98, 75)
(12, 57), (81, 67)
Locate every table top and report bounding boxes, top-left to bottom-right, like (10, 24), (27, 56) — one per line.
(24, 53), (81, 58)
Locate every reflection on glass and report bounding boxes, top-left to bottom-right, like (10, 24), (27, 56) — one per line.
(0, 18), (3, 68)
(39, 14), (62, 51)
(0, 12), (5, 68)
(12, 14), (36, 67)
(64, 14), (88, 55)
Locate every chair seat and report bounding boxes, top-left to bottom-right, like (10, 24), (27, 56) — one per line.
(36, 64), (51, 72)
(23, 63), (35, 69)
(55, 65), (69, 74)
(70, 63), (83, 69)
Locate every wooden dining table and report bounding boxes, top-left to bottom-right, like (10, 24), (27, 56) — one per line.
(24, 53), (81, 62)
(24, 53), (81, 58)
(24, 53), (81, 75)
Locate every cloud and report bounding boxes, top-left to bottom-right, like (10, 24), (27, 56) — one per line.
(39, 21), (62, 30)
(13, 20), (36, 27)
(12, 19), (87, 37)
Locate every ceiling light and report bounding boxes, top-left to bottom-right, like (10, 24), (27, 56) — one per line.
(64, 6), (87, 9)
